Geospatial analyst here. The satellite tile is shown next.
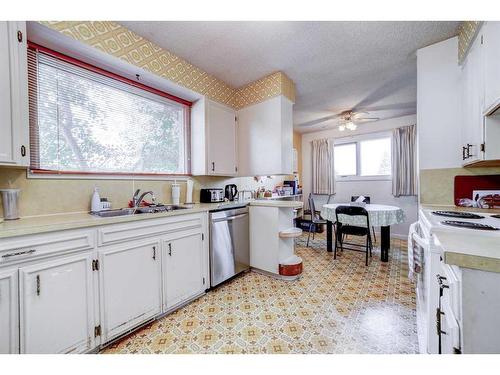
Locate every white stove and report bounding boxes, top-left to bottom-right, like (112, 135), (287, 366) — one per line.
(420, 208), (500, 237)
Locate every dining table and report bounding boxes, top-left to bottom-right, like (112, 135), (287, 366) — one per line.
(320, 203), (406, 262)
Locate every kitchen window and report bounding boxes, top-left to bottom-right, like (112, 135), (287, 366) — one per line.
(27, 44), (191, 177)
(334, 135), (392, 180)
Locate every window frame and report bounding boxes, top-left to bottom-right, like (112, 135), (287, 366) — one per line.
(27, 42), (193, 179)
(334, 132), (392, 182)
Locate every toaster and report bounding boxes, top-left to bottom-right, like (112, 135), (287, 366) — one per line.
(200, 188), (225, 203)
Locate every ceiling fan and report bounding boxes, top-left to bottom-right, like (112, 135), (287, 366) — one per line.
(331, 110), (379, 131)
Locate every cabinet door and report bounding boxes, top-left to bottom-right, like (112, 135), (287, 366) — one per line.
(484, 22), (500, 113)
(99, 240), (161, 342)
(461, 35), (484, 165)
(163, 232), (205, 310)
(0, 22), (14, 164)
(0, 21), (29, 166)
(19, 254), (95, 353)
(207, 100), (237, 176)
(0, 269), (18, 354)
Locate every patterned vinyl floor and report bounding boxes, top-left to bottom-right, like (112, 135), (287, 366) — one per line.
(103, 233), (418, 354)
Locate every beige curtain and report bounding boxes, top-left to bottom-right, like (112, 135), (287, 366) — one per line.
(311, 138), (335, 195)
(392, 125), (417, 197)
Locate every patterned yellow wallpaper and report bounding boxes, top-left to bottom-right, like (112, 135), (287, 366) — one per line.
(38, 21), (295, 109)
(458, 21), (482, 64)
(232, 71), (296, 109)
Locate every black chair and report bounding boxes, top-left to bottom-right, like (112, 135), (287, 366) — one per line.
(334, 205), (372, 266)
(306, 195), (327, 247)
(350, 196), (377, 243)
(303, 193), (334, 217)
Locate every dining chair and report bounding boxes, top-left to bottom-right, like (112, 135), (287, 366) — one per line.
(304, 193), (334, 217)
(334, 205), (373, 266)
(350, 195), (377, 243)
(306, 195), (328, 247)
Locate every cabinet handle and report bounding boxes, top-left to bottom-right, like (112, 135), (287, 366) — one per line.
(211, 162), (215, 172)
(168, 243), (172, 256)
(1, 249), (36, 258)
(20, 145), (26, 157)
(36, 275), (40, 296)
(152, 246), (156, 260)
(466, 143), (472, 158)
(17, 30), (23, 43)
(462, 146), (466, 160)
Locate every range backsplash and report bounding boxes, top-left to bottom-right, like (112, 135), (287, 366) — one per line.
(0, 168), (293, 218)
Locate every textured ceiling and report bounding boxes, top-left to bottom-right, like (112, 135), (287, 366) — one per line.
(120, 21), (460, 133)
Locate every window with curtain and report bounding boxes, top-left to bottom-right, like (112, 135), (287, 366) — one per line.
(334, 136), (391, 179)
(28, 45), (191, 175)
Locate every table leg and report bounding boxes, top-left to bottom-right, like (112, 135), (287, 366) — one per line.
(381, 226), (390, 262)
(326, 220), (333, 253)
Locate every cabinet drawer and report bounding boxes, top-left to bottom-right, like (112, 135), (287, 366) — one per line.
(0, 229), (95, 266)
(97, 213), (204, 246)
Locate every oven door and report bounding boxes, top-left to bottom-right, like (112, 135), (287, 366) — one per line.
(409, 221), (430, 353)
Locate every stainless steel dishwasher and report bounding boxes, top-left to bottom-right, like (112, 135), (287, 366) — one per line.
(209, 206), (249, 287)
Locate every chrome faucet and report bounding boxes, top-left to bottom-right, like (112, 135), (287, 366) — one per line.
(132, 189), (156, 208)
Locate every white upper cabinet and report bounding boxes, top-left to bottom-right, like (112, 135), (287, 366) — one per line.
(0, 269), (18, 354)
(98, 239), (162, 342)
(237, 95), (294, 176)
(191, 98), (237, 176)
(19, 254), (95, 353)
(460, 32), (485, 165)
(0, 21), (29, 166)
(483, 21), (500, 114)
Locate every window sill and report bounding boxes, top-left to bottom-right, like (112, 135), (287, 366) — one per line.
(336, 175), (392, 182)
(27, 170), (192, 181)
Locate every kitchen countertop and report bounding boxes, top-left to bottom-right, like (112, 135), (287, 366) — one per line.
(0, 200), (303, 239)
(420, 205), (500, 273)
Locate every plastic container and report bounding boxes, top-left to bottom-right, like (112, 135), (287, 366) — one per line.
(171, 183), (180, 205)
(91, 187), (101, 213)
(0, 189), (21, 220)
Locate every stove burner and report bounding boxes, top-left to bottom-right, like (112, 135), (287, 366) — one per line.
(432, 211), (484, 219)
(442, 220), (499, 230)
(491, 215), (500, 219)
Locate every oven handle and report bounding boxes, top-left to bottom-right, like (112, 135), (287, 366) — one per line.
(410, 222), (430, 248)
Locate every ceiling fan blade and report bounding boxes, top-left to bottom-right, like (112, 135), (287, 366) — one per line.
(297, 113), (342, 127)
(353, 117), (379, 123)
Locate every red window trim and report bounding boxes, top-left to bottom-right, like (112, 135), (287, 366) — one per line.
(27, 41), (193, 107)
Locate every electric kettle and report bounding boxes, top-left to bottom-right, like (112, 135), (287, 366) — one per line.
(224, 184), (238, 201)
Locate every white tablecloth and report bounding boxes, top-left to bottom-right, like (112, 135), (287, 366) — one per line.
(320, 203), (405, 227)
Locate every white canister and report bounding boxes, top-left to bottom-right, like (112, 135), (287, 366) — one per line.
(171, 183), (180, 205)
(185, 179), (194, 204)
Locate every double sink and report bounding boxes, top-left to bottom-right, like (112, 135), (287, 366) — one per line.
(93, 204), (189, 218)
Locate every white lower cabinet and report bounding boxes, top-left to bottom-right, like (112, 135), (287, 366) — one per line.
(162, 231), (206, 311)
(19, 254), (95, 353)
(0, 269), (18, 354)
(99, 239), (162, 342)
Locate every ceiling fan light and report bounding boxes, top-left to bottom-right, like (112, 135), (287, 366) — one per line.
(338, 125), (346, 131)
(346, 122), (356, 130)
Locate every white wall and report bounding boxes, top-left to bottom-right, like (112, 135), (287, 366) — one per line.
(301, 114), (418, 237)
(417, 37), (462, 170)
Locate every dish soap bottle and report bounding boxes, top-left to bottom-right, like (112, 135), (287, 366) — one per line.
(91, 187), (101, 213)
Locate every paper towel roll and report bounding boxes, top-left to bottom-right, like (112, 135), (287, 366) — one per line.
(185, 179), (193, 204)
(171, 183), (180, 205)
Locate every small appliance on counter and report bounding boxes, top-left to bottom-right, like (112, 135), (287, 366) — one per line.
(200, 188), (225, 203)
(284, 177), (300, 195)
(0, 188), (20, 220)
(224, 184), (238, 201)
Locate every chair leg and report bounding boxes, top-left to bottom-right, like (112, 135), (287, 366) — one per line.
(312, 227), (315, 240)
(307, 223), (312, 247)
(333, 229), (337, 260)
(372, 226), (377, 243)
(365, 236), (369, 266)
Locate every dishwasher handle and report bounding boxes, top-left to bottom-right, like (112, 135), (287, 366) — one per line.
(212, 213), (248, 223)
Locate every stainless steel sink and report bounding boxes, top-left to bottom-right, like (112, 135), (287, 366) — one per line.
(92, 205), (189, 217)
(135, 205), (189, 214)
(92, 208), (137, 217)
